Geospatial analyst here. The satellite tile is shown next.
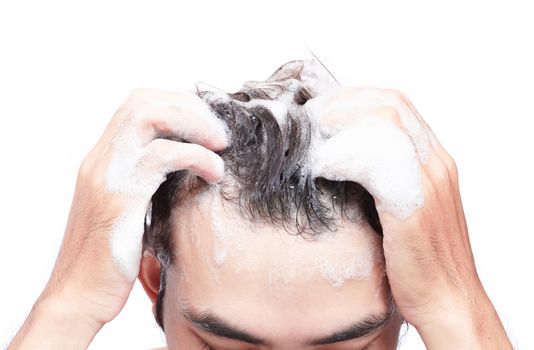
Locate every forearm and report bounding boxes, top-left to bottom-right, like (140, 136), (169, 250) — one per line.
(9, 294), (102, 350)
(416, 292), (513, 350)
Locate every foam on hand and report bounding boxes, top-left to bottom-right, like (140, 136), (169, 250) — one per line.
(109, 204), (146, 281)
(104, 92), (227, 281)
(303, 86), (428, 219)
(309, 116), (424, 219)
(105, 125), (159, 281)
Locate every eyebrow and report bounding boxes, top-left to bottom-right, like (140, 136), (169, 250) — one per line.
(182, 300), (395, 346)
(309, 301), (395, 345)
(183, 308), (267, 346)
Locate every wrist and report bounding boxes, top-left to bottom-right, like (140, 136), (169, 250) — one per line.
(415, 301), (481, 350)
(415, 291), (513, 350)
(9, 289), (103, 349)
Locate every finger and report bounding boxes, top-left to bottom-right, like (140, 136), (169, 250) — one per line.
(391, 92), (465, 229)
(86, 89), (229, 171)
(400, 92), (458, 181)
(308, 86), (460, 222)
(391, 97), (469, 254)
(130, 89), (229, 149)
(315, 105), (404, 136)
(305, 86), (379, 126)
(308, 86), (431, 165)
(139, 138), (225, 188)
(312, 117), (425, 220)
(366, 88), (458, 189)
(398, 93), (463, 235)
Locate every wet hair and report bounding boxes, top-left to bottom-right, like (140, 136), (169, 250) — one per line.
(142, 61), (382, 329)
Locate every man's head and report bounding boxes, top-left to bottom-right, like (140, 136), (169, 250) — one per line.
(139, 60), (402, 349)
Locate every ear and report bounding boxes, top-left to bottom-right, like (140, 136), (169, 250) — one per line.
(138, 251), (161, 318)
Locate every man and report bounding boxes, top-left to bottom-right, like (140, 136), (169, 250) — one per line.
(9, 60), (513, 349)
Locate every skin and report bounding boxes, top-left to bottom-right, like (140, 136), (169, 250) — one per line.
(8, 88), (513, 349)
(141, 193), (402, 349)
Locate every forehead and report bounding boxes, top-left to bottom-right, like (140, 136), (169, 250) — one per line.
(167, 190), (388, 324)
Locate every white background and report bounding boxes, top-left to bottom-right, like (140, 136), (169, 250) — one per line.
(0, 1), (533, 349)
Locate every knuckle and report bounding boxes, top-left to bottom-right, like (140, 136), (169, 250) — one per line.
(142, 140), (207, 168)
(144, 138), (167, 158)
(88, 173), (105, 192)
(376, 105), (402, 124)
(124, 107), (141, 123)
(422, 170), (441, 198)
(138, 115), (155, 130)
(79, 156), (93, 179)
(78, 157), (105, 190)
(437, 151), (459, 182)
(445, 155), (459, 178)
(385, 88), (409, 103)
(435, 161), (452, 185)
(115, 98), (143, 123)
(78, 167), (104, 193)
(123, 89), (151, 112)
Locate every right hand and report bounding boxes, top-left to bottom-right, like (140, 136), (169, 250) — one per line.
(306, 86), (513, 349)
(22, 88), (228, 337)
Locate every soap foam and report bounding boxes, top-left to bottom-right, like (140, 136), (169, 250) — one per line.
(109, 204), (146, 281)
(318, 247), (378, 288)
(241, 98), (289, 126)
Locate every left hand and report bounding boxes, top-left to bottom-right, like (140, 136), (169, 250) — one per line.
(306, 86), (513, 349)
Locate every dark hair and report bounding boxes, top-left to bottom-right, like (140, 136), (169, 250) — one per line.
(142, 60), (382, 329)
